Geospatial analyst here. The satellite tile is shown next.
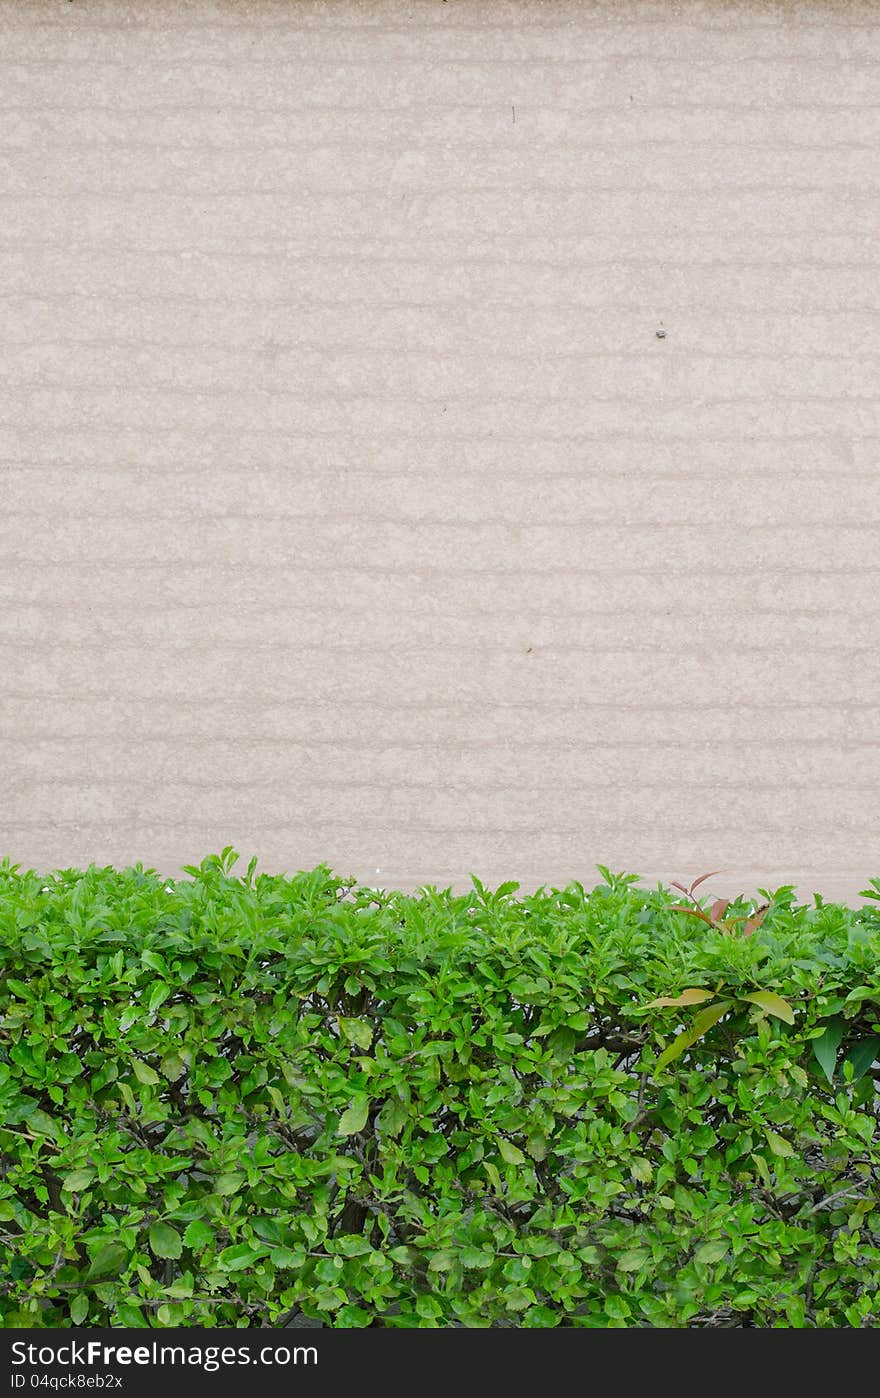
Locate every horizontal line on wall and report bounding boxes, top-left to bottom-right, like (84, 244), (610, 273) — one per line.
(1, 464), (872, 482)
(5, 262), (880, 281)
(2, 692), (877, 711)
(8, 146), (880, 164)
(5, 510), (878, 529)
(9, 12), (880, 29)
(6, 293), (880, 315)
(0, 437), (867, 454)
(14, 250), (880, 273)
(8, 50), (880, 63)
(1, 429), (869, 448)
(7, 99), (880, 114)
(6, 819), (878, 838)
(8, 53), (880, 68)
(0, 476), (873, 493)
(7, 231), (879, 249)
(12, 778), (880, 794)
(10, 17), (880, 34)
(7, 230), (879, 247)
(7, 736), (880, 753)
(5, 241), (880, 266)
(7, 342), (880, 365)
(2, 305), (876, 327)
(1, 642), (873, 661)
(2, 183), (880, 197)
(8, 384), (880, 407)
(1, 424), (870, 440)
(5, 640), (880, 656)
(2, 561), (877, 577)
(6, 354), (880, 380)
(0, 441), (870, 457)
(2, 605), (870, 621)
(7, 139), (880, 155)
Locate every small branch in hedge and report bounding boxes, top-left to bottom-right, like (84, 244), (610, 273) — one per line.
(806, 1186), (866, 1215)
(623, 1075), (649, 1134)
(42, 1243), (68, 1286)
(123, 1295), (269, 1318)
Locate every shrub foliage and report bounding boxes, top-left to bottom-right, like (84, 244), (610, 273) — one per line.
(2, 849), (880, 1328)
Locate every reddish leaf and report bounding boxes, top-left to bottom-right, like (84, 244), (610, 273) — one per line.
(742, 904), (769, 937)
(708, 898), (730, 923)
(689, 870), (723, 894)
(670, 881), (690, 895)
(663, 905), (715, 927)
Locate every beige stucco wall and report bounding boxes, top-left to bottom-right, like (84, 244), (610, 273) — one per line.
(2, 0), (879, 902)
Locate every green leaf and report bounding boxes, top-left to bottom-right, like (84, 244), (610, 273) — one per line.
(653, 1000), (734, 1072)
(753, 1154), (772, 1187)
(577, 1246), (601, 1265)
(183, 1219), (214, 1251)
(415, 1295), (442, 1320)
(694, 1240), (728, 1266)
(269, 1247), (306, 1269)
(333, 1235), (373, 1258)
(842, 1036), (880, 1082)
(86, 1242), (128, 1280)
(69, 1294), (89, 1325)
(338, 1095), (370, 1136)
(338, 1017), (373, 1050)
(61, 1169), (95, 1194)
(116, 1080), (137, 1113)
(114, 1303), (147, 1328)
(149, 1222), (183, 1260)
(460, 1247), (494, 1268)
(160, 1053), (186, 1081)
(525, 1133), (548, 1162)
(546, 1026), (576, 1061)
(377, 1097), (407, 1137)
(605, 1295), (630, 1321)
(765, 1130), (795, 1159)
(618, 1248), (650, 1272)
(131, 1059), (160, 1086)
(428, 1249), (457, 1271)
(523, 1305), (559, 1328)
(267, 1085), (287, 1117)
(483, 1161), (502, 1193)
(336, 1305), (372, 1327)
(214, 1172), (244, 1196)
(741, 991), (796, 1025)
(218, 1243), (266, 1272)
(25, 1109), (60, 1142)
(147, 981), (171, 1015)
(813, 1019), (845, 1083)
(644, 988), (717, 1010)
(388, 1246), (419, 1266)
(498, 1139), (526, 1166)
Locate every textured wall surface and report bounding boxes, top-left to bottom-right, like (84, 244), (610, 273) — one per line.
(2, 0), (879, 902)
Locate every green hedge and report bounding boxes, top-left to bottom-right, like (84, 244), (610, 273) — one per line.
(2, 849), (880, 1329)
